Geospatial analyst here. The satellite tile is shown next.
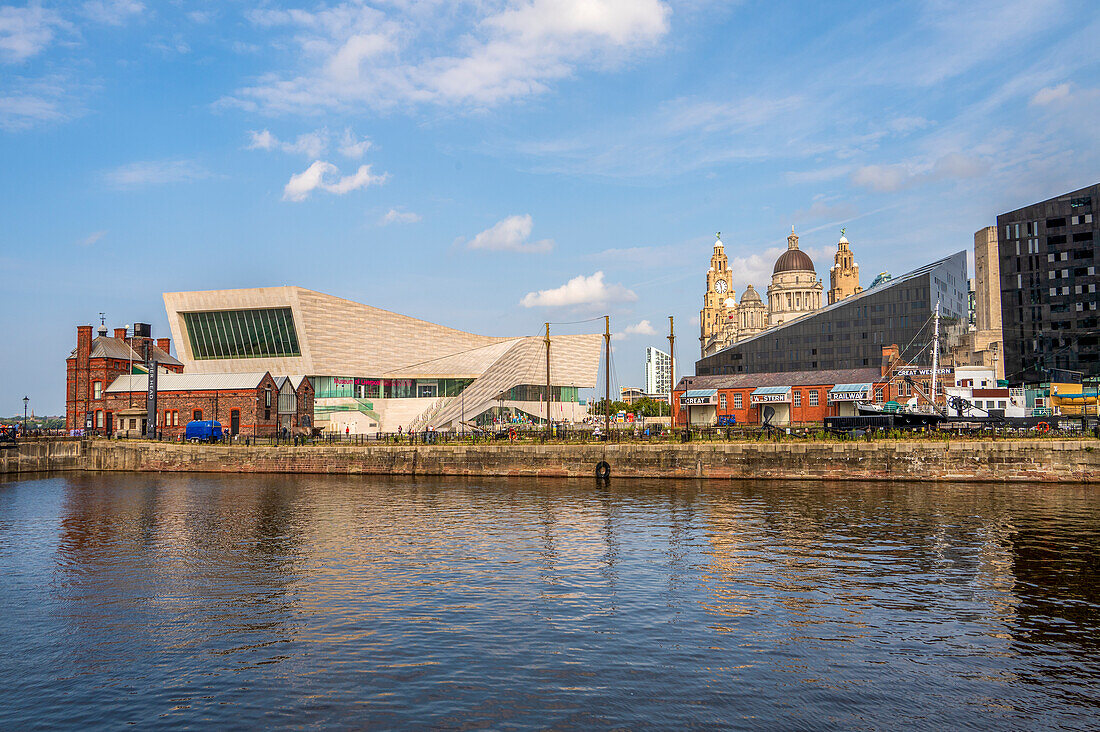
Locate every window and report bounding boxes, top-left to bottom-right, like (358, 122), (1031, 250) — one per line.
(719, 394), (727, 410)
(733, 393), (742, 409)
(265, 388), (272, 408)
(874, 388), (884, 403)
(182, 307), (301, 360)
(193, 409), (202, 421)
(95, 410), (103, 428)
(808, 390), (819, 406)
(793, 390), (801, 407)
(93, 381), (102, 400)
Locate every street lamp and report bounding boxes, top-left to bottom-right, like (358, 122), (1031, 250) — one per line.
(23, 396), (28, 437)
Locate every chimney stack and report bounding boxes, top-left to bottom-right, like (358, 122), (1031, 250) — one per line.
(156, 338), (171, 355)
(114, 327), (128, 340)
(881, 344), (900, 377)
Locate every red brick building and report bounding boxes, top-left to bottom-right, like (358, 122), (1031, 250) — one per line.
(673, 345), (902, 427)
(104, 372), (314, 439)
(66, 324), (183, 434)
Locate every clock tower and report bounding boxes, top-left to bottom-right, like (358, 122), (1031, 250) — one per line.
(700, 233), (738, 357)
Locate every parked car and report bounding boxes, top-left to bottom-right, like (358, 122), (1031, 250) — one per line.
(184, 420), (223, 443)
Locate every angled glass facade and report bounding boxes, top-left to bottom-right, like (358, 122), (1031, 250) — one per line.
(696, 252), (968, 376)
(183, 308), (301, 360)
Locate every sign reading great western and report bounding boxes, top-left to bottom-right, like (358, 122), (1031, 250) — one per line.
(896, 367), (953, 377)
(681, 395), (715, 405)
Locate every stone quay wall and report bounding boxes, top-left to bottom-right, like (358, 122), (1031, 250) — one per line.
(69, 439), (1100, 483)
(0, 439), (85, 476)
(4, 439), (1099, 483)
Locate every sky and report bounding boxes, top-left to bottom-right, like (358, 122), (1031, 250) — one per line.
(3, 0), (1100, 415)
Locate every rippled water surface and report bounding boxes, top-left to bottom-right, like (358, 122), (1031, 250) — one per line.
(1, 474), (1099, 729)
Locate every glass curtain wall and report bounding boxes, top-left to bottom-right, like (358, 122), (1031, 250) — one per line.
(183, 308), (301, 360)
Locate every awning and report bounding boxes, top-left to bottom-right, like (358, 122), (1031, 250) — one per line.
(750, 385), (790, 404)
(828, 382), (873, 401)
(681, 388), (717, 406)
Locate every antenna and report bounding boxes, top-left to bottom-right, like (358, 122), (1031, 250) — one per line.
(98, 312), (106, 326)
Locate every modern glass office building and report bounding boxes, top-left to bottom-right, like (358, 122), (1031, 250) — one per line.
(163, 286), (601, 432)
(695, 251), (968, 376)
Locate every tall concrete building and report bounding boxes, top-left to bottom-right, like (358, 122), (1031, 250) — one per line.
(997, 183), (1099, 382)
(975, 226), (1002, 333)
(827, 232), (863, 304)
(645, 346), (672, 396)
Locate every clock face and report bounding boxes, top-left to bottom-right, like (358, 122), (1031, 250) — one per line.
(715, 280), (727, 293)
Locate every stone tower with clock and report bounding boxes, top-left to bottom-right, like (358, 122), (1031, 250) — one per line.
(699, 233), (738, 357)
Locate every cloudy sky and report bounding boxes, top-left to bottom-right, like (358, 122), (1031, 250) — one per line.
(3, 0), (1099, 414)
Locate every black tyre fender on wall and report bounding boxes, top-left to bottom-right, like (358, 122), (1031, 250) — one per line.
(595, 461), (611, 480)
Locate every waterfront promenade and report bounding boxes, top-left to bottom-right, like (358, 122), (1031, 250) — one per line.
(3, 437), (1099, 483)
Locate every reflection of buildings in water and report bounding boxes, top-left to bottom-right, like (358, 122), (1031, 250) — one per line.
(972, 515), (1019, 630)
(1009, 520), (1100, 655)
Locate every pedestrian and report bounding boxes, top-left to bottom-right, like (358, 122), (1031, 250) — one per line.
(345, 425), (350, 438)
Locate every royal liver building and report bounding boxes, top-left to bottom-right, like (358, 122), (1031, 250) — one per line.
(699, 229), (861, 357)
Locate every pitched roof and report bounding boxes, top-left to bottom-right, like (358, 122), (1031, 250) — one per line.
(70, 336), (183, 367)
(106, 372), (270, 393)
(675, 366), (883, 392)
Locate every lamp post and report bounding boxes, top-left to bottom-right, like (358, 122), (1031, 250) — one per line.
(23, 396), (29, 437)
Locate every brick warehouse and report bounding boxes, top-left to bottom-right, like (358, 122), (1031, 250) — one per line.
(67, 323), (184, 433)
(672, 345), (918, 428)
(104, 372), (314, 439)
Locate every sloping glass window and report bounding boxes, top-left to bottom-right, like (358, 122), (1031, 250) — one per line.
(183, 308), (301, 359)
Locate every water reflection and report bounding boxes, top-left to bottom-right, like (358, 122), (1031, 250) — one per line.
(0, 474), (1097, 728)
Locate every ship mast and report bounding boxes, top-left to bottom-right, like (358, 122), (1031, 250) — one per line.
(930, 300), (941, 410)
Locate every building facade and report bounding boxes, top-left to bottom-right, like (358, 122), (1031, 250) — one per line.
(162, 286), (602, 432)
(828, 232), (862, 304)
(768, 228), (824, 326)
(950, 226), (1003, 378)
(66, 323), (184, 433)
(695, 251), (969, 377)
(645, 346), (672, 396)
(104, 372), (314, 438)
(673, 365), (894, 428)
(997, 183), (1099, 382)
(699, 230), (852, 357)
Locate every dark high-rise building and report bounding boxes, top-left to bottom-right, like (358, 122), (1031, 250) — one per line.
(695, 251), (967, 376)
(997, 183), (1099, 383)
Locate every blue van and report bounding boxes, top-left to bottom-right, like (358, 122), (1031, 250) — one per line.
(184, 420), (223, 443)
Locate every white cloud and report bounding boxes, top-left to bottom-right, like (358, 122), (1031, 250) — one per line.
(78, 230), (106, 246)
(105, 159), (210, 188)
(282, 160), (388, 201)
(850, 153), (988, 192)
(82, 0), (143, 26)
(849, 163), (913, 193)
(0, 4), (65, 63)
(520, 271), (637, 308)
(465, 214), (554, 253)
(612, 319), (657, 341)
(0, 83), (69, 130)
(1030, 82), (1071, 106)
(381, 208), (420, 225)
(230, 0), (672, 112)
(247, 128), (329, 158)
(338, 128), (372, 158)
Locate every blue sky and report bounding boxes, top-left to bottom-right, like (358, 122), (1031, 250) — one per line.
(3, 0), (1099, 415)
